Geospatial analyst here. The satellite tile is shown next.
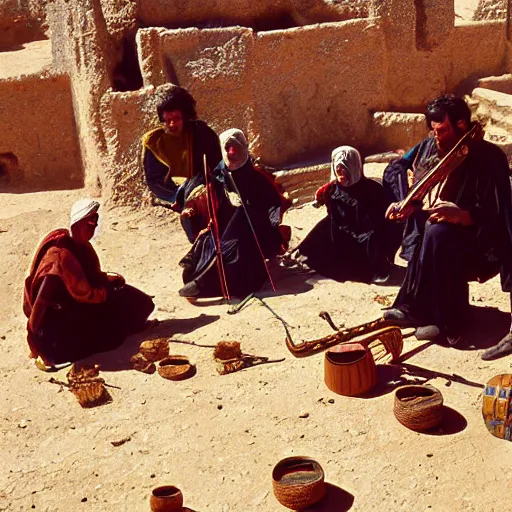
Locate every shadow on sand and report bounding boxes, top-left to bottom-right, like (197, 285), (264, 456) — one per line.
(459, 305), (510, 350)
(306, 483), (355, 511)
(80, 313), (220, 371)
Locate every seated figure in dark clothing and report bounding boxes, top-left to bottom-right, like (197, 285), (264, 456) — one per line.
(141, 86), (222, 242)
(383, 95), (512, 349)
(178, 128), (290, 299)
(23, 199), (155, 370)
(283, 146), (393, 284)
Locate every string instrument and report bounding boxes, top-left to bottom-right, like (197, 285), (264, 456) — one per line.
(385, 122), (484, 221)
(285, 317), (390, 357)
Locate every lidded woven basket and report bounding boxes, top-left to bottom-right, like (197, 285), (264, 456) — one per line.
(272, 456), (325, 510)
(324, 343), (377, 396)
(394, 384), (444, 431)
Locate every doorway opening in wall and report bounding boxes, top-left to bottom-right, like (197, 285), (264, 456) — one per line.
(112, 34), (144, 92)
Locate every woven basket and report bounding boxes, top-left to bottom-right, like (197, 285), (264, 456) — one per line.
(272, 456), (325, 510)
(482, 373), (512, 441)
(324, 343), (377, 396)
(150, 485), (183, 512)
(394, 384), (444, 431)
(214, 341), (242, 361)
(69, 380), (106, 408)
(139, 338), (170, 362)
(158, 356), (196, 381)
(357, 326), (403, 364)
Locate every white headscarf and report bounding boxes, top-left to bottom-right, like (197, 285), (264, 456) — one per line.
(70, 198), (100, 228)
(330, 146), (363, 187)
(220, 128), (250, 171)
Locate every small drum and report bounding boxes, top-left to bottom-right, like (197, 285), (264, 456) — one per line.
(482, 374), (512, 441)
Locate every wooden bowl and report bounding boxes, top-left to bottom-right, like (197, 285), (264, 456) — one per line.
(158, 356), (196, 381)
(394, 384), (444, 431)
(272, 456), (325, 510)
(324, 343), (377, 396)
(150, 485), (183, 512)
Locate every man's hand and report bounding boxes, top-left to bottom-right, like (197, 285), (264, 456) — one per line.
(181, 207), (195, 218)
(428, 201), (472, 226)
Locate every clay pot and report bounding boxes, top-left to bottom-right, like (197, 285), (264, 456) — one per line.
(324, 343), (377, 396)
(272, 456), (325, 510)
(158, 356), (196, 381)
(150, 485), (183, 512)
(394, 384), (444, 431)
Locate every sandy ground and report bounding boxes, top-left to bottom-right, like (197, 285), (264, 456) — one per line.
(1, 162), (512, 512)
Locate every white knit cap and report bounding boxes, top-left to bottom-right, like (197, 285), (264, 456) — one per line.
(70, 199), (100, 228)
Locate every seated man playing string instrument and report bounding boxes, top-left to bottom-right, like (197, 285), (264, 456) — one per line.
(382, 95), (512, 350)
(23, 199), (155, 370)
(141, 86), (222, 241)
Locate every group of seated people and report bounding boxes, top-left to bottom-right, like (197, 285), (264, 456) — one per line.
(24, 87), (512, 370)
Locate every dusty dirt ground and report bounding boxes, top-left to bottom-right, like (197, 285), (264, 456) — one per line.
(1, 161), (512, 512)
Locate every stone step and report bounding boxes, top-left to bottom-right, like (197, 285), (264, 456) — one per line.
(475, 74), (512, 95)
(471, 87), (512, 133)
(484, 125), (512, 166)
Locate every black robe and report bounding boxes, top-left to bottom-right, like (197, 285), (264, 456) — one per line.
(296, 177), (392, 282)
(392, 138), (512, 334)
(179, 159), (287, 298)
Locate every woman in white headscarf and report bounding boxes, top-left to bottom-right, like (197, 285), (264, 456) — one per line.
(178, 128), (291, 298)
(284, 146), (393, 283)
(23, 199), (154, 370)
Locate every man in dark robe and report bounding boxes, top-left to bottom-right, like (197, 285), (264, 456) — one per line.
(383, 95), (512, 348)
(177, 129), (290, 299)
(141, 86), (222, 241)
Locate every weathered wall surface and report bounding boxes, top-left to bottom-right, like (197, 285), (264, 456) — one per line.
(47, 0), (117, 193)
(134, 15), (507, 166)
(0, 73), (83, 189)
(0, 0), (47, 50)
(474, 0), (506, 20)
(136, 0), (373, 29)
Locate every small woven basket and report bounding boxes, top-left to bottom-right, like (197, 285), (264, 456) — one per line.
(158, 356), (196, 381)
(358, 326), (404, 364)
(272, 456), (325, 510)
(394, 384), (444, 431)
(69, 380), (106, 408)
(214, 341), (242, 361)
(139, 338), (170, 362)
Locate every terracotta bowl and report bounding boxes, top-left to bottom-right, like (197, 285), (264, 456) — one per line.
(272, 456), (325, 510)
(394, 384), (444, 431)
(158, 356), (196, 381)
(324, 343), (377, 396)
(150, 485), (183, 512)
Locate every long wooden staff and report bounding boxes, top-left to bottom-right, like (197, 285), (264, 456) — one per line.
(203, 155), (230, 301)
(223, 169), (276, 291)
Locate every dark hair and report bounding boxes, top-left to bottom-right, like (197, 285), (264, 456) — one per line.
(425, 94), (471, 130)
(157, 87), (197, 123)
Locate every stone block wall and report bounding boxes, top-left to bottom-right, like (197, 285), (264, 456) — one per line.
(0, 73), (83, 190)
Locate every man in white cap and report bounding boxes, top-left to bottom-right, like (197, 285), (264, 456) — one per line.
(23, 199), (154, 370)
